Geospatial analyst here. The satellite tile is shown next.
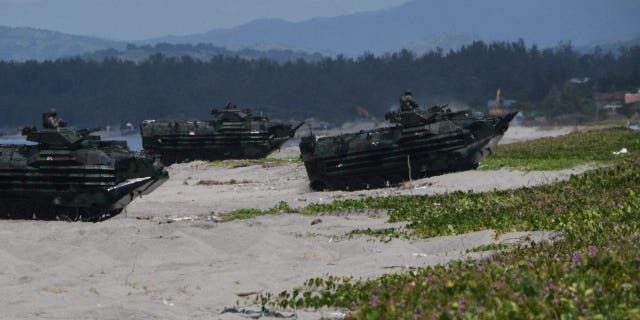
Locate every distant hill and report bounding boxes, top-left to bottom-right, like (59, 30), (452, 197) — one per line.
(146, 0), (640, 55)
(4, 0), (639, 61)
(403, 34), (484, 55)
(0, 26), (125, 61)
(84, 43), (326, 64)
(0, 25), (327, 63)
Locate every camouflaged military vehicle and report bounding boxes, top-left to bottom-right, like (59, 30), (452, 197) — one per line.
(0, 116), (168, 221)
(140, 104), (304, 164)
(300, 105), (517, 191)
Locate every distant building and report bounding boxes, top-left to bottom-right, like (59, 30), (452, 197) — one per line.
(594, 91), (625, 103)
(625, 89), (640, 104)
(602, 104), (622, 115)
(487, 99), (516, 109)
(594, 91), (625, 116)
(487, 88), (516, 116)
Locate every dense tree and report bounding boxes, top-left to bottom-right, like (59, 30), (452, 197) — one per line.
(0, 41), (638, 127)
(540, 82), (596, 117)
(619, 102), (640, 119)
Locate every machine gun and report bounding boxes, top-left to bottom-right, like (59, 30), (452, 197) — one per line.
(76, 127), (102, 137)
(384, 104), (451, 126)
(21, 126), (37, 136)
(289, 122), (305, 137)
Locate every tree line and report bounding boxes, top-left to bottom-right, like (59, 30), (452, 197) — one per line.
(0, 40), (638, 127)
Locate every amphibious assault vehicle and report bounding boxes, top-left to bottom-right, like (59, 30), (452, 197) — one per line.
(0, 119), (168, 221)
(140, 104), (303, 164)
(300, 105), (517, 191)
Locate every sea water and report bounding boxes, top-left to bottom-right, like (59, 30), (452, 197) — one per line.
(0, 135), (143, 152)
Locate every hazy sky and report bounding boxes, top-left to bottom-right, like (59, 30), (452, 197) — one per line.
(0, 0), (410, 40)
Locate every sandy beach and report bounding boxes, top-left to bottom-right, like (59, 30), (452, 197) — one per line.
(0, 213), (559, 320)
(0, 126), (588, 319)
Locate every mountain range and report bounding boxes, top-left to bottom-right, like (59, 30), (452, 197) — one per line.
(148, 0), (640, 55)
(1, 0), (639, 61)
(0, 26), (124, 61)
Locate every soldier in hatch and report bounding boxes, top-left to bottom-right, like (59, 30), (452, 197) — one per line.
(43, 108), (65, 129)
(399, 90), (420, 111)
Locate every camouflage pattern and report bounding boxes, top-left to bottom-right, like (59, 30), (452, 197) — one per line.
(140, 105), (303, 164)
(300, 105), (517, 191)
(0, 123), (168, 222)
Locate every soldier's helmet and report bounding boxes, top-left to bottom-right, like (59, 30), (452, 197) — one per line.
(404, 90), (412, 96)
(49, 108), (57, 116)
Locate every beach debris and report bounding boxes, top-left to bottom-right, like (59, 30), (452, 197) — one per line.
(221, 306), (297, 319)
(613, 148), (628, 155)
(197, 179), (251, 186)
(41, 287), (67, 294)
(162, 298), (175, 306)
(383, 265), (418, 270)
(160, 214), (224, 224)
(137, 213), (224, 224)
(236, 290), (262, 297)
(322, 311), (347, 319)
(310, 218), (323, 225)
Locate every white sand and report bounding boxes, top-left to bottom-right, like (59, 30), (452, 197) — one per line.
(0, 212), (557, 320)
(498, 125), (579, 145)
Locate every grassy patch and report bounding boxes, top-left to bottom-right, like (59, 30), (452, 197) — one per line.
(480, 127), (638, 170)
(479, 157), (596, 171)
(582, 119), (631, 127)
(208, 158), (300, 168)
(465, 243), (512, 253)
(346, 227), (406, 243)
(253, 154), (640, 319)
(222, 201), (297, 221)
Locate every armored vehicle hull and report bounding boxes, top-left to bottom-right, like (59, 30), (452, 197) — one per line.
(141, 105), (302, 164)
(300, 108), (517, 191)
(140, 120), (295, 163)
(0, 128), (168, 221)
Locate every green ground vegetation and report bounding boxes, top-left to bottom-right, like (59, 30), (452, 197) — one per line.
(465, 243), (512, 253)
(208, 158), (300, 168)
(222, 201), (296, 221)
(479, 127), (639, 170)
(582, 119), (632, 128)
(241, 129), (640, 319)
